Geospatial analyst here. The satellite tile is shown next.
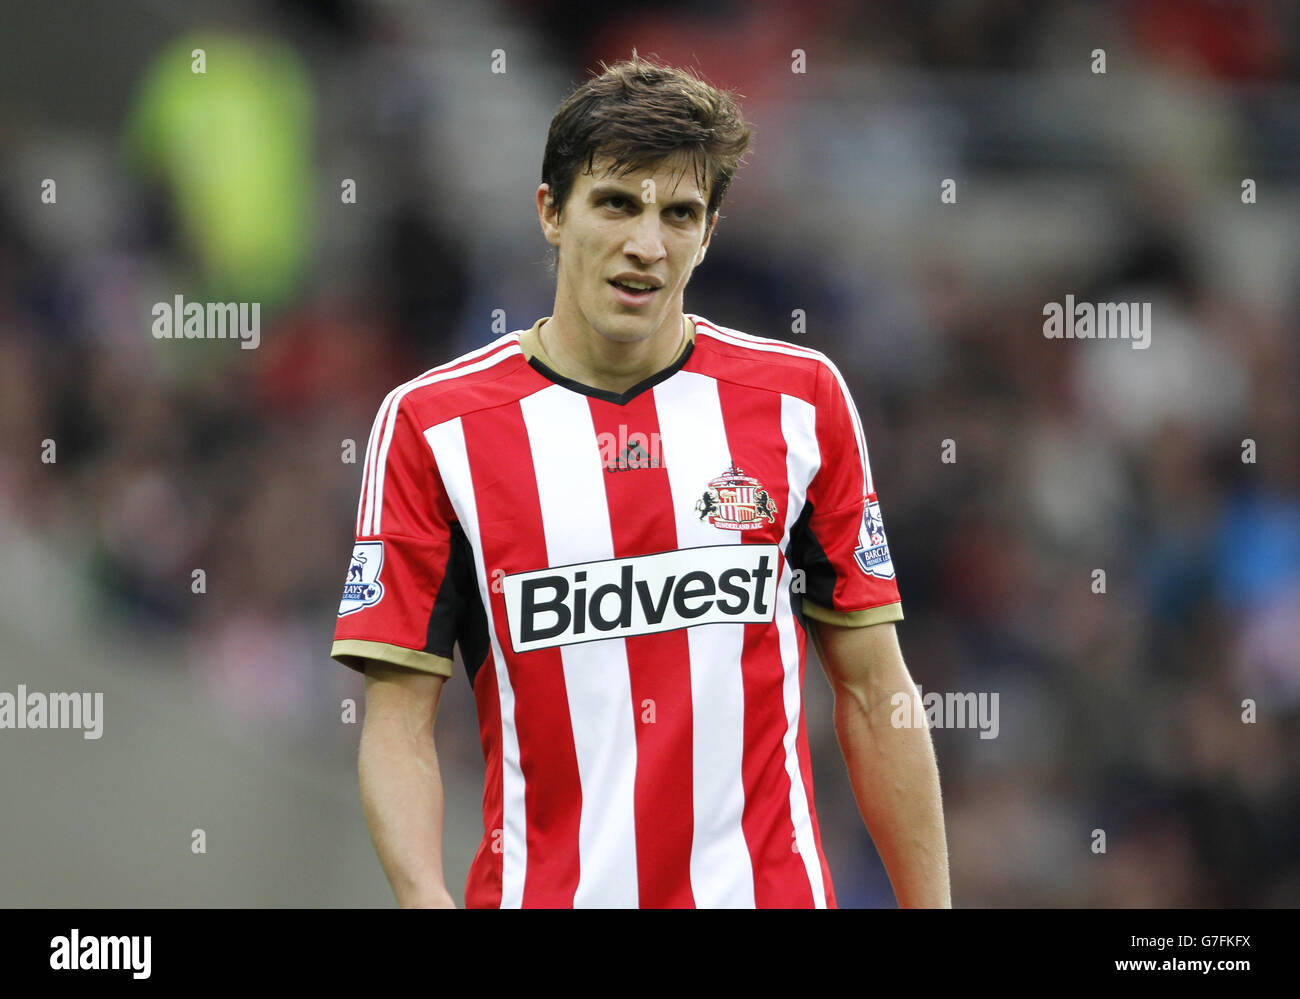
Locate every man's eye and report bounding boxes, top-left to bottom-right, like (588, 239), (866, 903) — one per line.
(603, 196), (629, 209)
(670, 206), (697, 220)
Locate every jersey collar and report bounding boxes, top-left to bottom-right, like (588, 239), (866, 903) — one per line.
(519, 316), (696, 406)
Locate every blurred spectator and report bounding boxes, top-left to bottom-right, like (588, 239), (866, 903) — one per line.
(1, 0), (1296, 906)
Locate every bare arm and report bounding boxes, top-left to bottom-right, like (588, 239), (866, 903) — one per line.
(358, 659), (457, 908)
(810, 619), (951, 908)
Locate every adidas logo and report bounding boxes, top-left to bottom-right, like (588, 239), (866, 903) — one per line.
(600, 429), (664, 472)
(606, 441), (661, 472)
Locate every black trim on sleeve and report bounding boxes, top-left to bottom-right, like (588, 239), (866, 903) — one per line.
(425, 521), (490, 689)
(791, 586), (810, 640)
(784, 498), (838, 612)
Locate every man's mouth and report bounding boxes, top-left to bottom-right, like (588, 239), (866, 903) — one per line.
(609, 278), (659, 304)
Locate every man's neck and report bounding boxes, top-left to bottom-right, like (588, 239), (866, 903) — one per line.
(533, 312), (693, 395)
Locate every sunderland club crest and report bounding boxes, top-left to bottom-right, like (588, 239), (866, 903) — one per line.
(696, 462), (778, 531)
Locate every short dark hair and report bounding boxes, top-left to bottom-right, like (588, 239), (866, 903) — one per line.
(541, 53), (752, 221)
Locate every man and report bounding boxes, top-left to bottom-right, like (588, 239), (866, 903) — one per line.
(331, 55), (950, 908)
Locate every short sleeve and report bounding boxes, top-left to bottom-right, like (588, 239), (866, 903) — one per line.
(788, 359), (903, 628)
(330, 393), (486, 676)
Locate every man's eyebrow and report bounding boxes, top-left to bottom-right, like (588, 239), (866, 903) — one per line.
(589, 182), (706, 209)
(588, 182), (637, 199)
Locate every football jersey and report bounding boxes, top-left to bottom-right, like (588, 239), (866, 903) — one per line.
(332, 313), (903, 908)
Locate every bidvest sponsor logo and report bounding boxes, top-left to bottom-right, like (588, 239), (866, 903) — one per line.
(504, 544), (779, 652)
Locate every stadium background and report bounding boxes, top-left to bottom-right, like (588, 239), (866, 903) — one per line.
(1, 0), (1297, 907)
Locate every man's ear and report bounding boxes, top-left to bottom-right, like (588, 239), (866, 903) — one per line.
(695, 212), (718, 266)
(537, 183), (561, 246)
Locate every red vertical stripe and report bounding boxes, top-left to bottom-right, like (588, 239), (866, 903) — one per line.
(461, 404), (583, 907)
(714, 379), (817, 907)
(465, 654), (504, 908)
(795, 623), (839, 908)
(589, 394), (696, 908)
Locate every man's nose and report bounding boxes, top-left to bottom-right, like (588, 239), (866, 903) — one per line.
(624, 214), (666, 264)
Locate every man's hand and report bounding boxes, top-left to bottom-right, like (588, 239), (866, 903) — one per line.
(359, 659), (457, 908)
(810, 619), (952, 908)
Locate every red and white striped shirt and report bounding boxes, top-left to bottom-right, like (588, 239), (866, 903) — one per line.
(332, 313), (903, 908)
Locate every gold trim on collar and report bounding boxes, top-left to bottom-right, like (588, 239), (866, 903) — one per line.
(521, 315), (695, 370)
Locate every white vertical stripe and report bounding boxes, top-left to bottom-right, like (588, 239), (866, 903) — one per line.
(817, 358), (876, 552)
(780, 392), (828, 906)
(820, 355), (874, 498)
(362, 384), (400, 537)
(519, 386), (639, 908)
(363, 338), (521, 537)
(652, 371), (754, 907)
(689, 316), (874, 496)
(357, 396), (390, 535)
(424, 416), (528, 907)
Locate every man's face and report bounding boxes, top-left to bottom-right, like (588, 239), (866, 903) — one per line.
(538, 152), (717, 345)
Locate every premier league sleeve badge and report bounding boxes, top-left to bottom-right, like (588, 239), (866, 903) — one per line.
(853, 495), (895, 579)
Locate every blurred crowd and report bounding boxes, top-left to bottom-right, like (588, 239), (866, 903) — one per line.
(1, 0), (1297, 906)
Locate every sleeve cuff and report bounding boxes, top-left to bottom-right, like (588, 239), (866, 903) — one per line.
(331, 639), (455, 678)
(800, 599), (903, 628)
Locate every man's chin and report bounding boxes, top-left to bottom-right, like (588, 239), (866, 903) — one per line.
(591, 312), (663, 344)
